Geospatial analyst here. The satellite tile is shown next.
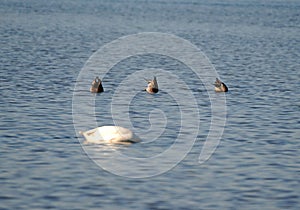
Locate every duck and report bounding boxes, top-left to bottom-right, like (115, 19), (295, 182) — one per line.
(214, 78), (228, 92)
(80, 126), (141, 144)
(145, 76), (159, 94)
(90, 76), (104, 93)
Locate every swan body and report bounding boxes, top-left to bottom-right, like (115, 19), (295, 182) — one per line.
(80, 126), (141, 144)
(145, 76), (159, 94)
(90, 76), (104, 93)
(214, 78), (228, 92)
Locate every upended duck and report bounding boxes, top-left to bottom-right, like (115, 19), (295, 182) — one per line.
(90, 76), (104, 93)
(214, 78), (228, 92)
(80, 126), (141, 144)
(145, 76), (159, 94)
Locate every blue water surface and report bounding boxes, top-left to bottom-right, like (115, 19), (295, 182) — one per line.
(1, 0), (299, 209)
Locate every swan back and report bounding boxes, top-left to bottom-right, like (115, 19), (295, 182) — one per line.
(81, 126), (140, 144)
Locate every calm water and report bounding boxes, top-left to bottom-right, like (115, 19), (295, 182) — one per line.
(1, 0), (300, 209)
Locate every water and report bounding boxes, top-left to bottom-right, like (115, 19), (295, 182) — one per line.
(1, 0), (299, 209)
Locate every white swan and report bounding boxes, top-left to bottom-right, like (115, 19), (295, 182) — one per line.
(145, 76), (159, 94)
(80, 126), (141, 144)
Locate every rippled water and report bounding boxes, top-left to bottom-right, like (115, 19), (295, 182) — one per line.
(1, 0), (299, 209)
